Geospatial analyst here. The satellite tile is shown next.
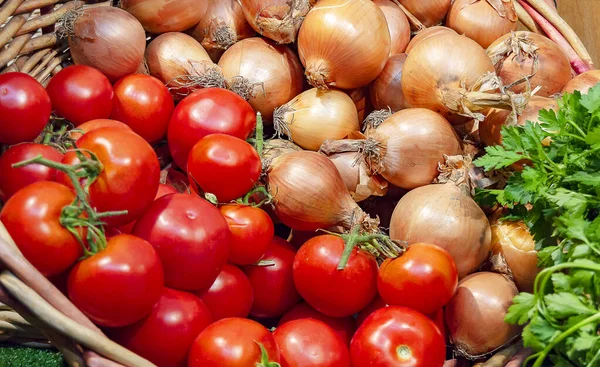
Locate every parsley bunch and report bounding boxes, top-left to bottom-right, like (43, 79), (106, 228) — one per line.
(475, 84), (600, 367)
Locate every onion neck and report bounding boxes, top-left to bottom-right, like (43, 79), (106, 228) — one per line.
(435, 155), (476, 197)
(320, 137), (385, 176)
(305, 60), (332, 89)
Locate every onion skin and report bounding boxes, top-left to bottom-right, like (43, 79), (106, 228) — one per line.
(369, 53), (408, 111)
(344, 88), (368, 122)
(67, 7), (146, 82)
(405, 26), (457, 54)
(298, 0), (391, 89)
(329, 152), (388, 203)
(239, 0), (310, 44)
(218, 37), (303, 121)
(562, 70), (600, 94)
(121, 0), (207, 34)
(445, 272), (520, 356)
(398, 0), (452, 27)
(373, 0), (410, 56)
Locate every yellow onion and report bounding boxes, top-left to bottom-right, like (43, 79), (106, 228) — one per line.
(274, 88), (360, 151)
(329, 152), (388, 202)
(369, 53), (408, 111)
(398, 0), (452, 27)
(218, 37), (304, 121)
(298, 0), (391, 89)
(239, 0), (310, 44)
(405, 26), (457, 54)
(373, 0), (410, 55)
(121, 0), (206, 34)
(562, 70), (600, 94)
(344, 88), (368, 122)
(446, 0), (518, 48)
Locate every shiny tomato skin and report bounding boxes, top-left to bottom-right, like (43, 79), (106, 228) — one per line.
(0, 143), (63, 201)
(356, 296), (388, 328)
(0, 73), (51, 144)
(242, 237), (301, 318)
(188, 317), (280, 367)
(67, 234), (164, 327)
(378, 243), (458, 315)
(111, 74), (174, 143)
(109, 288), (212, 367)
(167, 88), (256, 169)
(46, 65), (114, 126)
(69, 119), (132, 141)
(220, 204), (274, 265)
(197, 264), (253, 321)
(350, 306), (446, 367)
(274, 319), (351, 367)
(279, 302), (356, 345)
(0, 181), (82, 276)
(155, 183), (179, 199)
(133, 193), (231, 291)
(293, 235), (378, 317)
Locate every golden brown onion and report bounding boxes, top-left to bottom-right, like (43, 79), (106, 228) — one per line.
(405, 26), (457, 54)
(398, 0), (452, 27)
(329, 152), (388, 202)
(373, 0), (411, 55)
(369, 53), (409, 111)
(239, 0), (310, 44)
(121, 0), (207, 34)
(562, 70), (600, 94)
(344, 88), (368, 122)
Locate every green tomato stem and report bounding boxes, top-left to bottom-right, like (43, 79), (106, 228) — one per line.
(255, 112), (264, 158)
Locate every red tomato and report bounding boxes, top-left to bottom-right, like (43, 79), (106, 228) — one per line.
(133, 193), (231, 291)
(293, 235), (378, 317)
(109, 288), (212, 367)
(155, 184), (178, 199)
(350, 306), (446, 367)
(242, 237), (301, 318)
(279, 302), (356, 345)
(0, 182), (82, 276)
(188, 317), (280, 367)
(220, 204), (274, 265)
(67, 234), (164, 327)
(197, 264), (253, 321)
(46, 65), (114, 126)
(274, 319), (351, 367)
(167, 88), (256, 169)
(378, 243), (458, 315)
(429, 308), (448, 343)
(0, 73), (51, 144)
(111, 74), (174, 143)
(59, 127), (160, 226)
(70, 119), (132, 141)
(355, 297), (388, 328)
(0, 143), (63, 201)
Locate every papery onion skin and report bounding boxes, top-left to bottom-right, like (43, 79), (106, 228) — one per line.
(67, 7), (146, 82)
(344, 88), (367, 122)
(121, 0), (207, 34)
(329, 152), (388, 203)
(445, 272), (520, 356)
(562, 70), (600, 94)
(373, 0), (410, 56)
(389, 182), (492, 278)
(298, 0), (391, 89)
(239, 0), (310, 44)
(329, 153), (361, 196)
(405, 26), (457, 54)
(398, 0), (452, 27)
(369, 53), (409, 111)
(218, 37), (303, 121)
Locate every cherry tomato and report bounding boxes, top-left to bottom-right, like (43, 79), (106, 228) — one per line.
(0, 143), (63, 201)
(111, 74), (174, 143)
(242, 237), (301, 318)
(68, 234), (164, 327)
(109, 288), (212, 367)
(274, 319), (351, 367)
(378, 243), (458, 315)
(167, 88), (256, 169)
(46, 65), (114, 126)
(293, 235), (378, 317)
(0, 72), (51, 144)
(197, 264), (253, 321)
(133, 193), (231, 291)
(220, 204), (274, 265)
(279, 302), (356, 345)
(356, 297), (388, 328)
(59, 127), (160, 226)
(69, 119), (132, 141)
(0, 182), (82, 276)
(188, 317), (280, 367)
(350, 306), (446, 367)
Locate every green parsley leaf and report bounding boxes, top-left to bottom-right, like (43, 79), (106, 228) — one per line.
(505, 292), (536, 325)
(544, 292), (595, 318)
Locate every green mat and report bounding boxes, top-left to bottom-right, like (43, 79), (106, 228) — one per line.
(0, 345), (64, 367)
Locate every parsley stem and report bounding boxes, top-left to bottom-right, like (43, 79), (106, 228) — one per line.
(571, 145), (600, 161)
(566, 119), (588, 139)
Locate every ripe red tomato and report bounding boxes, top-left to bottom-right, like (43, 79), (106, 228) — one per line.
(0, 181), (82, 276)
(0, 143), (63, 201)
(46, 65), (114, 126)
(355, 297), (388, 328)
(188, 317), (280, 367)
(274, 319), (351, 367)
(0, 72), (51, 144)
(59, 127), (160, 226)
(279, 302), (356, 345)
(378, 243), (458, 315)
(111, 74), (174, 143)
(350, 306), (446, 367)
(220, 204), (274, 265)
(197, 264), (253, 321)
(167, 88), (256, 169)
(293, 235), (378, 317)
(109, 288), (212, 367)
(68, 234), (164, 327)
(155, 184), (178, 199)
(242, 237), (301, 318)
(70, 119), (132, 141)
(133, 193), (231, 291)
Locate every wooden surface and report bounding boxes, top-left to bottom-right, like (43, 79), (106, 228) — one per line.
(557, 0), (600, 65)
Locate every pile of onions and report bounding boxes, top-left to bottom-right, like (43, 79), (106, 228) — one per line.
(405, 26), (457, 54)
(398, 0), (452, 27)
(121, 0), (206, 34)
(298, 0), (391, 89)
(373, 0), (410, 55)
(562, 70), (600, 94)
(218, 37), (304, 121)
(345, 88), (367, 121)
(65, 7), (146, 82)
(239, 0), (310, 44)
(445, 272), (521, 356)
(446, 0), (518, 48)
(273, 88), (360, 151)
(487, 31), (572, 97)
(329, 152), (389, 202)
(369, 53), (409, 111)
